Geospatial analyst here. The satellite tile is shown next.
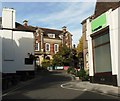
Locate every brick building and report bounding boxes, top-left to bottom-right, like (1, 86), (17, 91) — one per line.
(81, 15), (94, 72)
(24, 22), (72, 66)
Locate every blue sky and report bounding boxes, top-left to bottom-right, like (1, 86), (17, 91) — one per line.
(1, 2), (96, 46)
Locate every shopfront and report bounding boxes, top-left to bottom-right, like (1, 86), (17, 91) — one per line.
(87, 8), (119, 86)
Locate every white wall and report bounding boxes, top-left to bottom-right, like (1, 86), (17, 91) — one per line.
(2, 8), (15, 29)
(2, 30), (34, 73)
(0, 30), (2, 73)
(86, 19), (94, 76)
(108, 7), (120, 86)
(2, 30), (16, 73)
(118, 7), (120, 87)
(108, 8), (118, 76)
(13, 31), (34, 71)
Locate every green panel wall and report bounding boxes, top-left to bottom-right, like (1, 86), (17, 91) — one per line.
(91, 13), (107, 33)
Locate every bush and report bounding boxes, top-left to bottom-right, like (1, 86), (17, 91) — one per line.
(83, 74), (89, 81)
(67, 67), (76, 75)
(76, 69), (86, 77)
(75, 69), (89, 81)
(41, 59), (51, 68)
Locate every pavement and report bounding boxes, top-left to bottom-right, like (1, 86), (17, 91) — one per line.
(62, 74), (120, 98)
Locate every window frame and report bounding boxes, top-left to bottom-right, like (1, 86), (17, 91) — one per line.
(48, 33), (55, 38)
(91, 28), (112, 74)
(54, 44), (59, 53)
(35, 41), (39, 51)
(45, 43), (50, 52)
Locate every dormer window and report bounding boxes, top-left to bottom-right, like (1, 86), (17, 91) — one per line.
(59, 35), (63, 39)
(48, 33), (55, 38)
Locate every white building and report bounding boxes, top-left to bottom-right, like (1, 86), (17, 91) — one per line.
(86, 3), (120, 86)
(0, 8), (35, 90)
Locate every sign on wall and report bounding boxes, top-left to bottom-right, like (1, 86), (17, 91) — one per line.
(91, 13), (107, 33)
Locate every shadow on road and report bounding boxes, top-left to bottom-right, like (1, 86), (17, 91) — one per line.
(2, 70), (72, 100)
(70, 91), (118, 100)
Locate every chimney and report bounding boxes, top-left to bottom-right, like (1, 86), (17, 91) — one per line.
(2, 7), (16, 28)
(62, 26), (67, 33)
(23, 20), (28, 27)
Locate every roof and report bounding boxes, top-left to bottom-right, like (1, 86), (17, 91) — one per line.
(28, 25), (63, 33)
(81, 15), (94, 24)
(28, 25), (72, 39)
(94, 1), (120, 18)
(0, 17), (72, 37)
(0, 18), (35, 32)
(15, 22), (35, 32)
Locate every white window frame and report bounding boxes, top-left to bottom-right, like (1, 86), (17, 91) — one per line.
(35, 41), (39, 51)
(45, 43), (50, 52)
(36, 32), (39, 36)
(36, 30), (39, 36)
(54, 44), (59, 53)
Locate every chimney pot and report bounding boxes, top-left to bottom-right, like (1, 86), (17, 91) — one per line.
(23, 20), (28, 27)
(62, 26), (67, 32)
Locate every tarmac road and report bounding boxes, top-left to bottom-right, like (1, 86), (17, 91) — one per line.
(2, 70), (119, 100)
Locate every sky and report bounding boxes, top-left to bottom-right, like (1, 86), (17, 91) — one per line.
(1, 1), (96, 46)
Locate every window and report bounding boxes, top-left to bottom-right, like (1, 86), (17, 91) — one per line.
(35, 42), (39, 51)
(45, 43), (50, 52)
(59, 35), (63, 39)
(25, 58), (33, 65)
(48, 33), (55, 38)
(54, 44), (59, 53)
(36, 32), (39, 36)
(36, 29), (39, 36)
(93, 32), (112, 73)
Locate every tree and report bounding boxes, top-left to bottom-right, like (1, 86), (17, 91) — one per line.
(76, 35), (83, 53)
(52, 44), (72, 67)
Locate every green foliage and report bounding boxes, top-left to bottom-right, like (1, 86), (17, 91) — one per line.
(76, 69), (86, 78)
(52, 44), (72, 67)
(76, 35), (83, 53)
(83, 74), (89, 81)
(67, 67), (76, 75)
(75, 69), (89, 81)
(41, 59), (51, 68)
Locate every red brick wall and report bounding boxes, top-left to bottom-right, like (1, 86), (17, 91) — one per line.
(50, 43), (54, 55)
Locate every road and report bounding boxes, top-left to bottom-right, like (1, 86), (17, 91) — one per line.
(2, 70), (118, 100)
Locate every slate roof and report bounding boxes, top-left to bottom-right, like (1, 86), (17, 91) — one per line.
(15, 22), (35, 32)
(28, 25), (72, 40)
(39, 27), (63, 39)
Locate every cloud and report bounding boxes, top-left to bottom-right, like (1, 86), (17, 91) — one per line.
(28, 2), (95, 45)
(34, 2), (95, 23)
(2, 2), (96, 45)
(0, 2), (2, 16)
(2, 0), (96, 2)
(69, 28), (82, 45)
